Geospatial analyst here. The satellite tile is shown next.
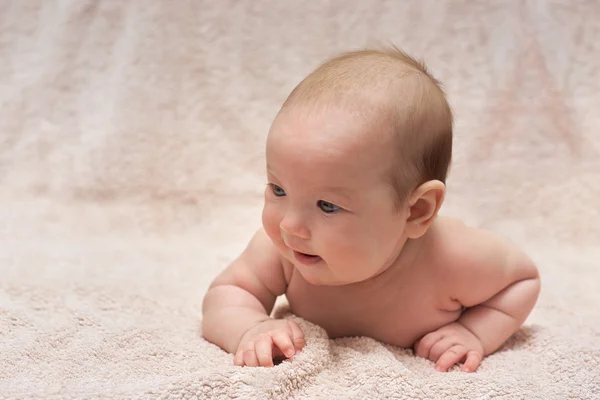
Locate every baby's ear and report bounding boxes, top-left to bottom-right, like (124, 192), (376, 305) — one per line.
(405, 180), (445, 239)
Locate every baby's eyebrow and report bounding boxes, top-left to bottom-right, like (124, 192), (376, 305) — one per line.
(266, 166), (355, 199)
(323, 186), (356, 199)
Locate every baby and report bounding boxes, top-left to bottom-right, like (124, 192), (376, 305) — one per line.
(201, 47), (541, 373)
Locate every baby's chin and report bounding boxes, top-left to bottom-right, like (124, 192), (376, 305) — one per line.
(293, 264), (359, 287)
(296, 271), (338, 286)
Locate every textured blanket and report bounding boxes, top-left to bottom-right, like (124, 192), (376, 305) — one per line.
(1, 1), (599, 399)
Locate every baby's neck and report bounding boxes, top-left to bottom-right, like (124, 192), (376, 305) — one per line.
(344, 236), (423, 291)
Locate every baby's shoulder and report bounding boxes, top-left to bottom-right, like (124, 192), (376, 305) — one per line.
(431, 215), (468, 236)
(422, 217), (537, 309)
(425, 216), (508, 272)
(427, 215), (473, 252)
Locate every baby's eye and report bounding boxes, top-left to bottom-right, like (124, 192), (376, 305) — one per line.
(271, 184), (286, 197)
(317, 200), (341, 214)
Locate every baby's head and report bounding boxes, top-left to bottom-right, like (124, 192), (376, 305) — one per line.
(262, 47), (453, 286)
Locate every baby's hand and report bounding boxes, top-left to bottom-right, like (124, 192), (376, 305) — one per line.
(414, 322), (483, 372)
(234, 319), (305, 367)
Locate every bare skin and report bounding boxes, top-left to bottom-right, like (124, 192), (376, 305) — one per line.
(285, 216), (540, 372)
(201, 105), (541, 372)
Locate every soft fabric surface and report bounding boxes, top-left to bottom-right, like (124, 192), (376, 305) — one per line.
(1, 1), (599, 399)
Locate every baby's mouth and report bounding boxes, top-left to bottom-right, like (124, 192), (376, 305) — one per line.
(293, 251), (322, 265)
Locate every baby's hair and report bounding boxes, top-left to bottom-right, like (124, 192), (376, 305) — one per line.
(281, 46), (453, 207)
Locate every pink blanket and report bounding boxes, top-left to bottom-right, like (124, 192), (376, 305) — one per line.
(0, 1), (598, 398)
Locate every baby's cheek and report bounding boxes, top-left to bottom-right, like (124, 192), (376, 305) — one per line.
(261, 205), (281, 240)
(326, 232), (363, 262)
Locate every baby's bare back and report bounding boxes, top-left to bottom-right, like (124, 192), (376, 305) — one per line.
(285, 218), (464, 348)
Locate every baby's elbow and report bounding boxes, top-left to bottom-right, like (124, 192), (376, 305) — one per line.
(528, 274), (542, 304)
(529, 274), (541, 305)
(517, 274), (541, 324)
(524, 258), (541, 302)
(516, 255), (541, 305)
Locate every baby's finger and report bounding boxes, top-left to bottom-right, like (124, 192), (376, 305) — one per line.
(255, 334), (275, 367)
(287, 320), (306, 351)
(234, 349), (244, 366)
(243, 349), (259, 367)
(243, 341), (260, 367)
(461, 350), (482, 373)
(271, 330), (296, 359)
(427, 337), (453, 362)
(435, 345), (468, 372)
(413, 339), (421, 353)
(415, 332), (441, 360)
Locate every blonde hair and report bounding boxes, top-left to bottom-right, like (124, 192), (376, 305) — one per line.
(281, 46), (453, 205)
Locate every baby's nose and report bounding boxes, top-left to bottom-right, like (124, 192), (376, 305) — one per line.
(280, 212), (310, 240)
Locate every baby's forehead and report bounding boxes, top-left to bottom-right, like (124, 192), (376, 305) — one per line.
(267, 110), (396, 183)
(270, 102), (393, 145)
(269, 131), (387, 178)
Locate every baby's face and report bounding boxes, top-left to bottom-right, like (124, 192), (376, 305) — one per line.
(262, 106), (410, 286)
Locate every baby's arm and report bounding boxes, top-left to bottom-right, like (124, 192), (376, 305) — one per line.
(202, 228), (300, 363)
(450, 227), (540, 357)
(416, 221), (540, 372)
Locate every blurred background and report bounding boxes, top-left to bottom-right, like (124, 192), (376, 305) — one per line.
(0, 0), (598, 394)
